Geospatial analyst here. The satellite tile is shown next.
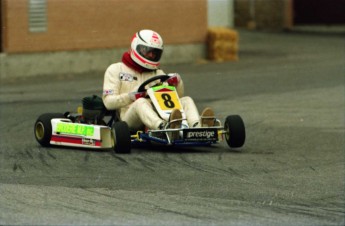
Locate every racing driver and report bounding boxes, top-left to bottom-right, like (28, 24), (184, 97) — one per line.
(102, 29), (214, 131)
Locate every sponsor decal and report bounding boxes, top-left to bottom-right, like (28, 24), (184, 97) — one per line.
(183, 129), (218, 141)
(82, 138), (95, 146)
(51, 135), (101, 147)
(103, 89), (114, 95)
(119, 72), (137, 82)
(56, 123), (94, 136)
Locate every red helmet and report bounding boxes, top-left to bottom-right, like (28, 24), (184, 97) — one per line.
(130, 30), (164, 70)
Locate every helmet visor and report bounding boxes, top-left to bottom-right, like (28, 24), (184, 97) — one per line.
(136, 45), (163, 62)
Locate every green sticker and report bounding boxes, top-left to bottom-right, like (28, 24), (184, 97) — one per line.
(152, 85), (175, 92)
(56, 123), (94, 136)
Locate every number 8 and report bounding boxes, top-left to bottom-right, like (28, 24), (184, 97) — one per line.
(161, 93), (175, 108)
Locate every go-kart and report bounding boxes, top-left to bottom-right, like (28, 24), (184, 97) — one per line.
(34, 75), (245, 154)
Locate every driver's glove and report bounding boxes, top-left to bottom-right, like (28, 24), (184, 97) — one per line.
(129, 91), (146, 101)
(167, 73), (181, 87)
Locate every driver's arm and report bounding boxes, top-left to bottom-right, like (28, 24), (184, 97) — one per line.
(167, 72), (184, 97)
(102, 64), (132, 110)
(176, 78), (184, 97)
(161, 71), (185, 97)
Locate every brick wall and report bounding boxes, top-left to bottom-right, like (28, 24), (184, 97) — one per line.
(2, 0), (207, 53)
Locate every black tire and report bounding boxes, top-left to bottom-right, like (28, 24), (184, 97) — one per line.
(224, 115), (246, 148)
(34, 113), (65, 147)
(113, 121), (131, 154)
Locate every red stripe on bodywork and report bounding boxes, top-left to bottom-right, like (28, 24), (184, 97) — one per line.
(51, 135), (101, 147)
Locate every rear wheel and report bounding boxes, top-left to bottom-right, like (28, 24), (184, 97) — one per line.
(224, 115), (246, 148)
(113, 121), (131, 154)
(34, 113), (65, 147)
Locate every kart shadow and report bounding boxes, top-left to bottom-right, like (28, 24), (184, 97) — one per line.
(133, 145), (213, 154)
(131, 143), (240, 154)
(44, 145), (212, 155)
(43, 145), (111, 153)
(41, 143), (241, 155)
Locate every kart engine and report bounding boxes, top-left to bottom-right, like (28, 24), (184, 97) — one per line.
(82, 95), (106, 124)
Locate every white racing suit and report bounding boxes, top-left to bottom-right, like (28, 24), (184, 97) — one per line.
(102, 62), (200, 130)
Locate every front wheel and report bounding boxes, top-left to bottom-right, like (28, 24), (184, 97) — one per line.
(112, 121), (131, 154)
(224, 115), (246, 148)
(34, 113), (65, 147)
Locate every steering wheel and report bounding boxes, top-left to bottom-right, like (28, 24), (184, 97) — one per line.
(137, 75), (170, 92)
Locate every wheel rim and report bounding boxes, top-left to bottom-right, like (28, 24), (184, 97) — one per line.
(35, 122), (45, 140)
(225, 125), (230, 141)
(111, 129), (116, 148)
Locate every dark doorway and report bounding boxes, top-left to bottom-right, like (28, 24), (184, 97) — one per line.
(294, 0), (345, 24)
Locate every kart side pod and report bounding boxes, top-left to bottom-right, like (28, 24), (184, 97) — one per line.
(34, 113), (132, 153)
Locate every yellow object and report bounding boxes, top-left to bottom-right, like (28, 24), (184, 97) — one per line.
(218, 130), (224, 141)
(154, 91), (182, 111)
(207, 27), (239, 62)
(131, 131), (143, 142)
(77, 106), (83, 114)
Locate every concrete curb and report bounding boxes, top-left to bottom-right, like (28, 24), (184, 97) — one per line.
(0, 44), (206, 80)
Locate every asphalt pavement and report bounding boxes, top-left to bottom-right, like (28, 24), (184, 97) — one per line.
(0, 29), (344, 225)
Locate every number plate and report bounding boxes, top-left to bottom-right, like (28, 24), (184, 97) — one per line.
(154, 90), (182, 111)
(148, 85), (184, 121)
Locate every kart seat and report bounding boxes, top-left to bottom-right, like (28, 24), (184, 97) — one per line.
(82, 95), (119, 124)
